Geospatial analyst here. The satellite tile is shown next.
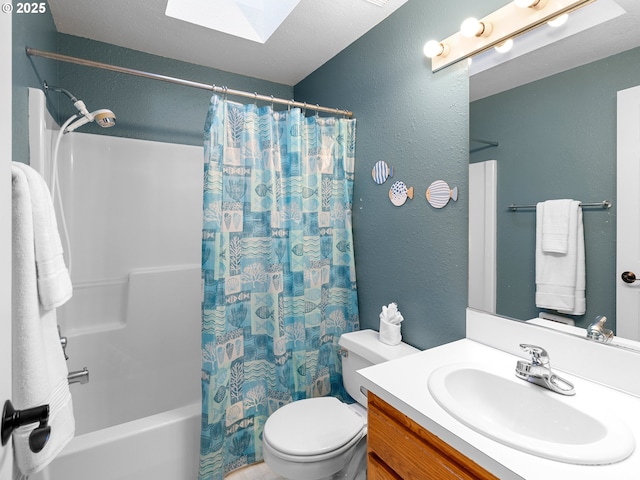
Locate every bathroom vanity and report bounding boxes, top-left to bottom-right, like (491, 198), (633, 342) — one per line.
(367, 392), (497, 479)
(358, 309), (640, 479)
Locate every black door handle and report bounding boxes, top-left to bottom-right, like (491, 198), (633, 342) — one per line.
(1, 400), (50, 452)
(622, 271), (637, 284)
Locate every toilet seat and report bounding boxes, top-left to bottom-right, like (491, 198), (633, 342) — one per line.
(263, 397), (366, 461)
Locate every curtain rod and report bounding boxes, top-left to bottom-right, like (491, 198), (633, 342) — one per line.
(26, 47), (353, 118)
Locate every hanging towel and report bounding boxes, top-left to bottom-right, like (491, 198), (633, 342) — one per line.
(541, 199), (573, 254)
(11, 164), (75, 477)
(12, 161), (72, 309)
(535, 200), (585, 315)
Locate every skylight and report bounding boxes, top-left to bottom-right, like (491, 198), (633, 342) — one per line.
(165, 0), (303, 44)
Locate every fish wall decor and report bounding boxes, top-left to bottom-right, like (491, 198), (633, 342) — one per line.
(372, 160), (393, 184)
(426, 180), (458, 209)
(389, 181), (414, 207)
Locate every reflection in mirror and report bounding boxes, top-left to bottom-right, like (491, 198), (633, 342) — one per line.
(468, 0), (640, 341)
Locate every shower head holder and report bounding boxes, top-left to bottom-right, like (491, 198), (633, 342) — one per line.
(43, 80), (116, 133)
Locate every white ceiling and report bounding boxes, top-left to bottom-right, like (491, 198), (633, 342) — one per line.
(47, 0), (409, 86)
(47, 0), (640, 94)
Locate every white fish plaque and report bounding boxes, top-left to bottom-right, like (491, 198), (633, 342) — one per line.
(372, 160), (393, 184)
(426, 180), (458, 208)
(389, 181), (414, 207)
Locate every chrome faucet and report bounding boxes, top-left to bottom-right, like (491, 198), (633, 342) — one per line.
(67, 367), (90, 385)
(586, 315), (613, 343)
(515, 344), (575, 396)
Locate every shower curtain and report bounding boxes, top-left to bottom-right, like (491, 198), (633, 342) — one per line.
(199, 95), (359, 479)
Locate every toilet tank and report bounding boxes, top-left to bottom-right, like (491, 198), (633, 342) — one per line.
(338, 329), (419, 406)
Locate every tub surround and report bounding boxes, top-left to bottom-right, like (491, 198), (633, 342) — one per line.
(26, 88), (202, 479)
(357, 309), (640, 479)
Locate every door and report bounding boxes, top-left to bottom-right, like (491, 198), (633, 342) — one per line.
(0, 8), (13, 480)
(616, 85), (640, 341)
(468, 160), (497, 313)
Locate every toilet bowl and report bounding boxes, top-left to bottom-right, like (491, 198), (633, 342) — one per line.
(262, 330), (419, 480)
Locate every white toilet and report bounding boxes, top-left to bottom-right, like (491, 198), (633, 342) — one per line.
(262, 329), (419, 480)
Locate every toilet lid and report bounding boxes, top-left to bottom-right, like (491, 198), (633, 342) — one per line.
(264, 397), (365, 457)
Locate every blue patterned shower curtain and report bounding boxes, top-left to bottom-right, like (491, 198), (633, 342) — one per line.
(199, 95), (359, 479)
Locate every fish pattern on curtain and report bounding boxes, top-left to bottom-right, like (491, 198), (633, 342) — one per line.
(199, 95), (359, 480)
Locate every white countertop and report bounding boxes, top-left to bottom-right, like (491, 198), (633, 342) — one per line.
(357, 338), (640, 480)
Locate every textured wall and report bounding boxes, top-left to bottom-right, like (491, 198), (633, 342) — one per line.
(471, 46), (640, 331)
(53, 34), (293, 147)
(14, 0), (513, 350)
(12, 2), (58, 162)
(295, 0), (505, 350)
(14, 7), (293, 158)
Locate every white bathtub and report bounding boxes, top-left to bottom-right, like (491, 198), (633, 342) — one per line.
(28, 89), (203, 480)
(32, 404), (201, 480)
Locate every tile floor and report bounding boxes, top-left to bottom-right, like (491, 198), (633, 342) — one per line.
(225, 462), (285, 480)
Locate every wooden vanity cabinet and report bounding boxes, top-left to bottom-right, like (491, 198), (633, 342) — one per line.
(367, 393), (499, 480)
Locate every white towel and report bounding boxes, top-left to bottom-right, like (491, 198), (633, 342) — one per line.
(12, 164), (75, 477)
(541, 199), (573, 254)
(12, 162), (72, 310)
(535, 200), (585, 315)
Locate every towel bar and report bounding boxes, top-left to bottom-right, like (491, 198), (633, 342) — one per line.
(508, 200), (612, 211)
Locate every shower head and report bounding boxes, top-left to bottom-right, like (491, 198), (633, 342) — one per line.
(43, 81), (116, 133)
(93, 109), (116, 128)
(65, 108), (116, 133)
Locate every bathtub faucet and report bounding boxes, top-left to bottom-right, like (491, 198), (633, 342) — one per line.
(68, 367), (89, 385)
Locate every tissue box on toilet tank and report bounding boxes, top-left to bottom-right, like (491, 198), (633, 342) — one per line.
(379, 319), (401, 345)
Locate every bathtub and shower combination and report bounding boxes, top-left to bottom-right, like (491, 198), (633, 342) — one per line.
(28, 88), (203, 480)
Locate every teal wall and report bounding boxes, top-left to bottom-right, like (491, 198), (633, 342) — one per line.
(470, 46), (640, 331)
(12, 1), (58, 163)
(13, 0), (509, 351)
(296, 0), (504, 349)
(13, 3), (293, 162)
(54, 34), (293, 146)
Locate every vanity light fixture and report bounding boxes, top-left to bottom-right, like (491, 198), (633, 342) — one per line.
(425, 0), (595, 72)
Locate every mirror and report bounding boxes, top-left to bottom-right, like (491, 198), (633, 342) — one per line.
(468, 0), (640, 341)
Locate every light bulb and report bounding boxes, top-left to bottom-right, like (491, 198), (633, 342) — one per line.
(423, 40), (447, 58)
(460, 17), (492, 38)
(494, 39), (514, 53)
(460, 18), (481, 37)
(548, 13), (568, 27)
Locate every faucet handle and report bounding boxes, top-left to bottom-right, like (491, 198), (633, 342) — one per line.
(586, 315), (613, 343)
(519, 344), (549, 365)
(57, 325), (69, 360)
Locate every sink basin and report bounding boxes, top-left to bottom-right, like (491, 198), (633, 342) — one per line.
(428, 363), (635, 465)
